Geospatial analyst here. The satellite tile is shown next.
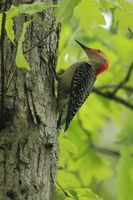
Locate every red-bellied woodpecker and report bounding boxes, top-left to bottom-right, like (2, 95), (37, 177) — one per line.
(57, 40), (109, 131)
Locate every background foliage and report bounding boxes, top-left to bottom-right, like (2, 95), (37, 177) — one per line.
(55, 0), (133, 199)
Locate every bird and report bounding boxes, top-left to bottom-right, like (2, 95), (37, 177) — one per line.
(56, 40), (109, 132)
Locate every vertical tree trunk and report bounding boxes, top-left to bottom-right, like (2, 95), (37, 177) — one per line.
(0, 0), (60, 199)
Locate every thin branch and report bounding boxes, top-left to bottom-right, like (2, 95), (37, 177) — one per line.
(77, 118), (120, 159)
(56, 182), (71, 198)
(92, 64), (133, 110)
(23, 28), (55, 54)
(95, 84), (133, 92)
(77, 146), (120, 160)
(92, 145), (120, 158)
(111, 62), (133, 95)
(93, 88), (133, 110)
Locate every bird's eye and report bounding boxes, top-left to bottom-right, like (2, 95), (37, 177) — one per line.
(97, 49), (101, 53)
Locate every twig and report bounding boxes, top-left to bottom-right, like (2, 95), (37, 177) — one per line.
(56, 181), (71, 197)
(77, 118), (120, 159)
(93, 88), (133, 110)
(92, 145), (120, 158)
(95, 84), (133, 92)
(111, 63), (133, 95)
(92, 64), (133, 110)
(23, 28), (55, 54)
(77, 146), (120, 160)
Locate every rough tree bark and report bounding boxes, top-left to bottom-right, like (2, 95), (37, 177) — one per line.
(0, 0), (60, 199)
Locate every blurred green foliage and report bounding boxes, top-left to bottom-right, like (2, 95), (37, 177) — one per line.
(55, 0), (133, 199)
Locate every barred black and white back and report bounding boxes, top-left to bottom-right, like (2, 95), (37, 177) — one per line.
(64, 62), (96, 131)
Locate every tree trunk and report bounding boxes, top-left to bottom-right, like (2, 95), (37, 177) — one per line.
(0, 0), (60, 199)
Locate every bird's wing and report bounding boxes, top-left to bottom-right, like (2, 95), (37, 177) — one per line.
(65, 62), (96, 131)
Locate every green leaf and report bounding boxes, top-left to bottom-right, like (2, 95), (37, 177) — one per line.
(5, 2), (56, 42)
(59, 136), (78, 154)
(100, 0), (120, 10)
(78, 151), (111, 186)
(69, 188), (102, 200)
(6, 2), (56, 19)
(16, 20), (32, 70)
(11, 2), (56, 15)
(54, 0), (82, 23)
(74, 0), (106, 29)
(51, 190), (65, 200)
(114, 0), (133, 32)
(5, 18), (15, 42)
(5, 5), (19, 41)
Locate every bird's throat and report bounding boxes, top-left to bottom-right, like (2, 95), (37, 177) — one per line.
(90, 59), (109, 76)
(97, 61), (109, 75)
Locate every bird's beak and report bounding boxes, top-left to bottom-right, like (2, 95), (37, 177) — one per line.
(75, 40), (91, 51)
(75, 40), (93, 59)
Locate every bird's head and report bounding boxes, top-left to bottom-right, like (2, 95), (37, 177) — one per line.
(75, 40), (109, 75)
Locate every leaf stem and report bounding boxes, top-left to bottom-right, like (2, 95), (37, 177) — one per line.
(56, 182), (71, 197)
(111, 62), (133, 95)
(93, 88), (133, 110)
